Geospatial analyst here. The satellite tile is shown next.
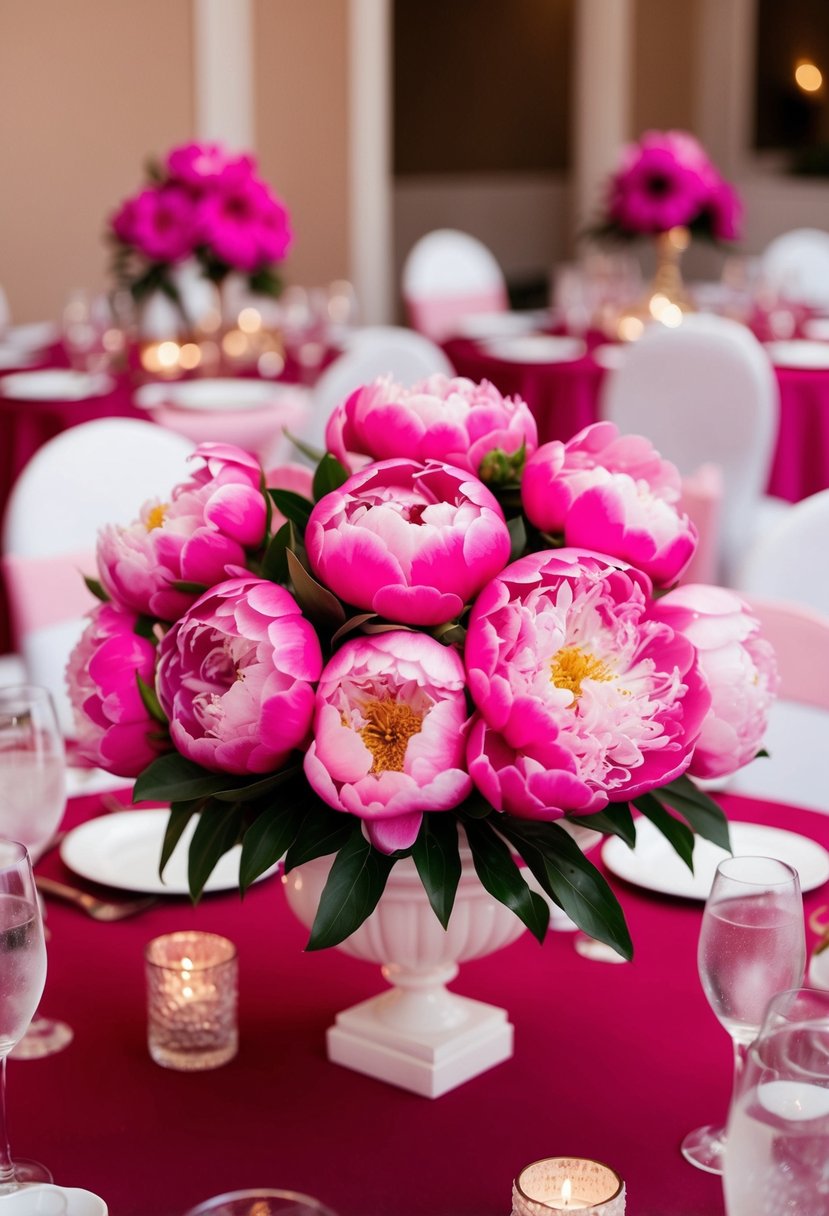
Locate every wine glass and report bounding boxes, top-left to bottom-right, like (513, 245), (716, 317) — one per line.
(723, 986), (829, 1214)
(0, 685), (73, 1058)
(183, 1190), (339, 1216)
(681, 854), (806, 1174)
(0, 838), (49, 1190)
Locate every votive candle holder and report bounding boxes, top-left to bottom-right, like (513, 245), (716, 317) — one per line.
(512, 1158), (625, 1215)
(145, 931), (238, 1071)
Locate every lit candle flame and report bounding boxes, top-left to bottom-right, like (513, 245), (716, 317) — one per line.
(562, 1178), (572, 1208)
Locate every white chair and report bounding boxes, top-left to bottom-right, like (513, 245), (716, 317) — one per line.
(726, 596), (829, 814)
(599, 313), (787, 585)
(1, 418), (194, 736)
(760, 228), (829, 310)
(295, 325), (454, 457)
(402, 229), (509, 341)
(735, 487), (829, 619)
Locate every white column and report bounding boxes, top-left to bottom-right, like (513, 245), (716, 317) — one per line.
(192, 0), (254, 150)
(694, 0), (756, 177)
(571, 0), (634, 239)
(348, 0), (393, 324)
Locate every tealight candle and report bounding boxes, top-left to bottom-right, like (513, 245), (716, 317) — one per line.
(145, 931), (238, 1071)
(512, 1158), (625, 1216)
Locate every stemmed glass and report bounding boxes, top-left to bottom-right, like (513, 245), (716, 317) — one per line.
(681, 854), (806, 1174)
(0, 839), (48, 1189)
(0, 686), (72, 1058)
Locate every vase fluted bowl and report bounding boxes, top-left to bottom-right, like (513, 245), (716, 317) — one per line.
(282, 848), (527, 1098)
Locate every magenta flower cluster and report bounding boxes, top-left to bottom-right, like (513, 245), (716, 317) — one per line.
(110, 141), (292, 277)
(600, 129), (742, 241)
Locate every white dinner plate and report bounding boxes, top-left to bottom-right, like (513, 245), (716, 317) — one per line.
(0, 346), (37, 370)
(602, 818), (829, 900)
(801, 317), (829, 342)
(454, 310), (548, 340)
(591, 343), (629, 371)
(0, 369), (114, 400)
(764, 340), (829, 370)
(4, 321), (59, 351)
(60, 808), (277, 895)
(148, 377), (292, 413)
(483, 335), (587, 364)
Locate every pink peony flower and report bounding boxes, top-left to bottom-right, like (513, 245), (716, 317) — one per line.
(97, 443), (267, 622)
(305, 458), (512, 626)
(66, 603), (166, 778)
(126, 186), (198, 263)
(522, 422), (697, 587)
(195, 177), (292, 272)
(464, 549), (710, 819)
(652, 584), (779, 779)
(165, 142), (256, 190)
(325, 374), (538, 483)
(303, 631), (472, 853)
(701, 179), (743, 243)
(156, 576), (323, 774)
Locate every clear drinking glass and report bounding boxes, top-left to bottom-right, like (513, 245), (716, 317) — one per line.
(0, 839), (49, 1190)
(0, 685), (72, 1059)
(681, 855), (806, 1174)
(183, 1190), (338, 1216)
(723, 986), (829, 1214)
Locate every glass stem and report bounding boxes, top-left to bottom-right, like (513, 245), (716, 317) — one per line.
(730, 1037), (749, 1109)
(0, 1056), (14, 1185)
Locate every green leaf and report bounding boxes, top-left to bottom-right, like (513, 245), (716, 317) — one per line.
(312, 452), (350, 500)
(633, 793), (696, 873)
(497, 819), (633, 960)
(260, 520), (292, 584)
(136, 674), (167, 725)
(411, 815), (462, 930)
(331, 612), (378, 645)
(286, 549), (346, 627)
(653, 775), (731, 852)
(284, 798), (359, 871)
(463, 819), (550, 944)
(170, 580), (209, 595)
(133, 753), (238, 804)
(83, 575), (109, 603)
(211, 764), (303, 803)
(187, 803), (244, 901)
(306, 832), (395, 950)
(506, 514), (528, 563)
(133, 614), (158, 642)
(260, 467), (274, 539)
(458, 788), (497, 819)
(268, 488), (314, 530)
(158, 803), (196, 881)
(239, 804), (303, 893)
(569, 803), (636, 847)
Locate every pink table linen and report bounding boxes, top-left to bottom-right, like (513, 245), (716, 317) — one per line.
(17, 790), (829, 1216)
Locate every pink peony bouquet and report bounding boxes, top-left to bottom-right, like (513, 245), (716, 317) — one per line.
(65, 376), (778, 959)
(592, 129), (742, 243)
(109, 141), (292, 305)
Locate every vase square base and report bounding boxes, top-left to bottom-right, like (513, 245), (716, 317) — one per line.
(326, 993), (514, 1098)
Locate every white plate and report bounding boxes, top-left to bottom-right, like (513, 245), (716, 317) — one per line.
(0, 369), (114, 400)
(602, 818), (829, 900)
(0, 346), (37, 370)
(150, 377), (292, 413)
(4, 321), (59, 351)
(454, 310), (547, 340)
(60, 808), (276, 895)
(764, 340), (829, 369)
(483, 335), (587, 364)
(591, 343), (629, 371)
(801, 317), (829, 342)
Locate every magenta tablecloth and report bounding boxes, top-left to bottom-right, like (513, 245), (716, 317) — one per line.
(14, 791), (829, 1216)
(443, 337), (829, 505)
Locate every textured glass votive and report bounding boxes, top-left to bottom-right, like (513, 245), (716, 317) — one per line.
(512, 1158), (625, 1215)
(145, 931), (238, 1071)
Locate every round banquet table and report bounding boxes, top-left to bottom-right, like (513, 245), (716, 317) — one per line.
(442, 333), (829, 505)
(15, 788), (829, 1216)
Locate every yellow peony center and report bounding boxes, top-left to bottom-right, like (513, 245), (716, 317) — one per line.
(360, 699), (424, 773)
(146, 503), (168, 531)
(550, 645), (613, 701)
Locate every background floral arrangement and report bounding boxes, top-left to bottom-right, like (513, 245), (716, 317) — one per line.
(66, 375), (777, 959)
(591, 129), (742, 243)
(108, 141), (292, 307)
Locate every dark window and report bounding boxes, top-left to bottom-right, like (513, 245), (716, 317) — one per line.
(755, 0), (829, 167)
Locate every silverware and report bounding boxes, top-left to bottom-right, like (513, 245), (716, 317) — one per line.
(35, 875), (158, 921)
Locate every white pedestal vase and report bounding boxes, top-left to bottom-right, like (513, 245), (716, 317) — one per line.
(282, 848), (527, 1098)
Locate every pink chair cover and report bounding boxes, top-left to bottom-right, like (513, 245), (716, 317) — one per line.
(741, 596), (829, 710)
(405, 287), (509, 342)
(2, 549), (98, 641)
(677, 463), (724, 586)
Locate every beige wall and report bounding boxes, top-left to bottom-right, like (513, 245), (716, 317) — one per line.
(253, 0), (350, 290)
(0, 0), (194, 322)
(632, 0), (699, 133)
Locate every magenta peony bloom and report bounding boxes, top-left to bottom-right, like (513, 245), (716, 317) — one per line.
(165, 141), (256, 190)
(126, 186), (198, 263)
(522, 422), (697, 587)
(701, 179), (743, 243)
(195, 177), (292, 272)
(156, 576), (323, 774)
(66, 603), (166, 778)
(325, 374), (538, 483)
(652, 584), (779, 779)
(97, 443), (267, 622)
(303, 631), (472, 853)
(464, 549), (711, 819)
(305, 458), (512, 626)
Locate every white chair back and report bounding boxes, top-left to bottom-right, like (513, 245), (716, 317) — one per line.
(297, 326), (454, 457)
(402, 229), (508, 341)
(735, 487), (829, 619)
(2, 419), (194, 734)
(760, 228), (829, 309)
(599, 314), (782, 585)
